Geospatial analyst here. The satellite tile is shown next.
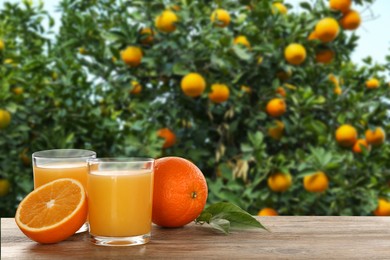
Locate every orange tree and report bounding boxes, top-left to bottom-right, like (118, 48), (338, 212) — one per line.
(1, 0), (389, 216)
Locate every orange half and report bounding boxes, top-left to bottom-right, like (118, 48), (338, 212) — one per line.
(15, 178), (88, 244)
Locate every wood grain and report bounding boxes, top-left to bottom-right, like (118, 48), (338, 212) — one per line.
(2, 217), (390, 259)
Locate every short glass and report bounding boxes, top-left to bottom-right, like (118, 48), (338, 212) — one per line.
(87, 158), (154, 246)
(32, 149), (97, 232)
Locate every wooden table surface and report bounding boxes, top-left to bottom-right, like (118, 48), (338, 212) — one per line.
(2, 217), (390, 259)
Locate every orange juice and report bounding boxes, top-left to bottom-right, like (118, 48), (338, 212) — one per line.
(33, 163), (88, 189)
(88, 170), (153, 237)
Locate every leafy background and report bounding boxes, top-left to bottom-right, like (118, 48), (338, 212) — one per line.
(0, 0), (389, 217)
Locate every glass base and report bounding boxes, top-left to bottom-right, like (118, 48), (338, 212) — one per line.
(76, 222), (88, 233)
(90, 233), (151, 246)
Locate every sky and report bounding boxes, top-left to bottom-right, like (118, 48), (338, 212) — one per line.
(2, 0), (390, 72)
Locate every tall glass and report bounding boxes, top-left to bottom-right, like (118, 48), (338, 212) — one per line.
(32, 149), (97, 232)
(87, 158), (154, 246)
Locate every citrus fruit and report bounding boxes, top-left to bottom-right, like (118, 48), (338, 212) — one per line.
(210, 9), (230, 28)
(340, 10), (361, 30)
(315, 17), (340, 43)
(157, 128), (176, 148)
(335, 124), (358, 147)
(181, 73), (206, 97)
(365, 78), (380, 89)
(276, 87), (286, 97)
(267, 172), (292, 192)
(308, 31), (318, 41)
(120, 46), (143, 67)
(12, 87), (24, 95)
(334, 87), (342, 95)
(130, 81), (142, 95)
(234, 35), (251, 49)
(284, 43), (306, 65)
(315, 49), (335, 64)
(78, 47), (87, 55)
(140, 28), (154, 45)
(266, 98), (287, 117)
(268, 120), (285, 140)
(0, 179), (10, 197)
(365, 127), (386, 146)
(272, 3), (287, 15)
(152, 157), (208, 227)
(208, 83), (230, 104)
(0, 39), (4, 51)
(352, 139), (371, 153)
(15, 178), (88, 244)
(258, 208), (278, 216)
(373, 198), (390, 216)
(303, 171), (329, 193)
(241, 85), (252, 94)
(155, 10), (178, 33)
(0, 109), (11, 129)
(329, 0), (351, 13)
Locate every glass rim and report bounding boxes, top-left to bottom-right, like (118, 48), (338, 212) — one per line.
(88, 157), (154, 164)
(32, 149), (96, 159)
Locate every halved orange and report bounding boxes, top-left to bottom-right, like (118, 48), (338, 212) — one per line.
(15, 178), (88, 244)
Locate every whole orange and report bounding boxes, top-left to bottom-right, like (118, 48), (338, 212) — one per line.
(266, 98), (287, 117)
(120, 46), (143, 67)
(152, 157), (208, 227)
(340, 10), (361, 30)
(352, 139), (370, 154)
(258, 208), (278, 216)
(315, 17), (340, 43)
(157, 128), (176, 148)
(267, 172), (292, 192)
(303, 171), (329, 193)
(315, 49), (335, 64)
(365, 127), (386, 146)
(335, 124), (357, 147)
(373, 198), (390, 216)
(208, 83), (230, 103)
(210, 9), (230, 28)
(284, 43), (306, 65)
(365, 78), (380, 89)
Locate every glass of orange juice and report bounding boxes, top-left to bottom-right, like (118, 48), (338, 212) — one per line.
(32, 149), (96, 232)
(87, 158), (154, 246)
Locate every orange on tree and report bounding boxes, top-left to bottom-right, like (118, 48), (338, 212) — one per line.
(152, 157), (208, 227)
(329, 0), (352, 13)
(120, 46), (143, 67)
(335, 124), (358, 147)
(233, 35), (251, 49)
(78, 47), (87, 55)
(373, 198), (390, 216)
(276, 87), (286, 97)
(15, 179), (88, 244)
(267, 172), (292, 192)
(210, 9), (230, 28)
(266, 98), (287, 117)
(258, 207), (278, 216)
(284, 43), (306, 65)
(0, 109), (11, 129)
(315, 49), (335, 64)
(155, 10), (178, 33)
(272, 2), (288, 15)
(157, 128), (176, 149)
(303, 171), (329, 193)
(314, 17), (340, 43)
(0, 39), (4, 51)
(208, 84), (230, 104)
(340, 10), (361, 30)
(12, 87), (24, 95)
(241, 85), (252, 94)
(268, 120), (285, 140)
(352, 139), (371, 153)
(334, 87), (342, 95)
(0, 178), (10, 197)
(130, 81), (142, 95)
(365, 127), (386, 146)
(365, 78), (380, 89)
(139, 28), (154, 45)
(181, 73), (206, 97)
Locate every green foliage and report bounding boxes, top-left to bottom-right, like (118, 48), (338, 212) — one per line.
(1, 0), (389, 217)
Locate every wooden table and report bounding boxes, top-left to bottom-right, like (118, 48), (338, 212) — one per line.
(2, 217), (390, 259)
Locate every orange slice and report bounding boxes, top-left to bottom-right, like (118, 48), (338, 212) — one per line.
(15, 178), (88, 244)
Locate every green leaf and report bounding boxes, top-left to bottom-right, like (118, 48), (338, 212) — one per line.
(232, 45), (252, 61)
(195, 202), (267, 233)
